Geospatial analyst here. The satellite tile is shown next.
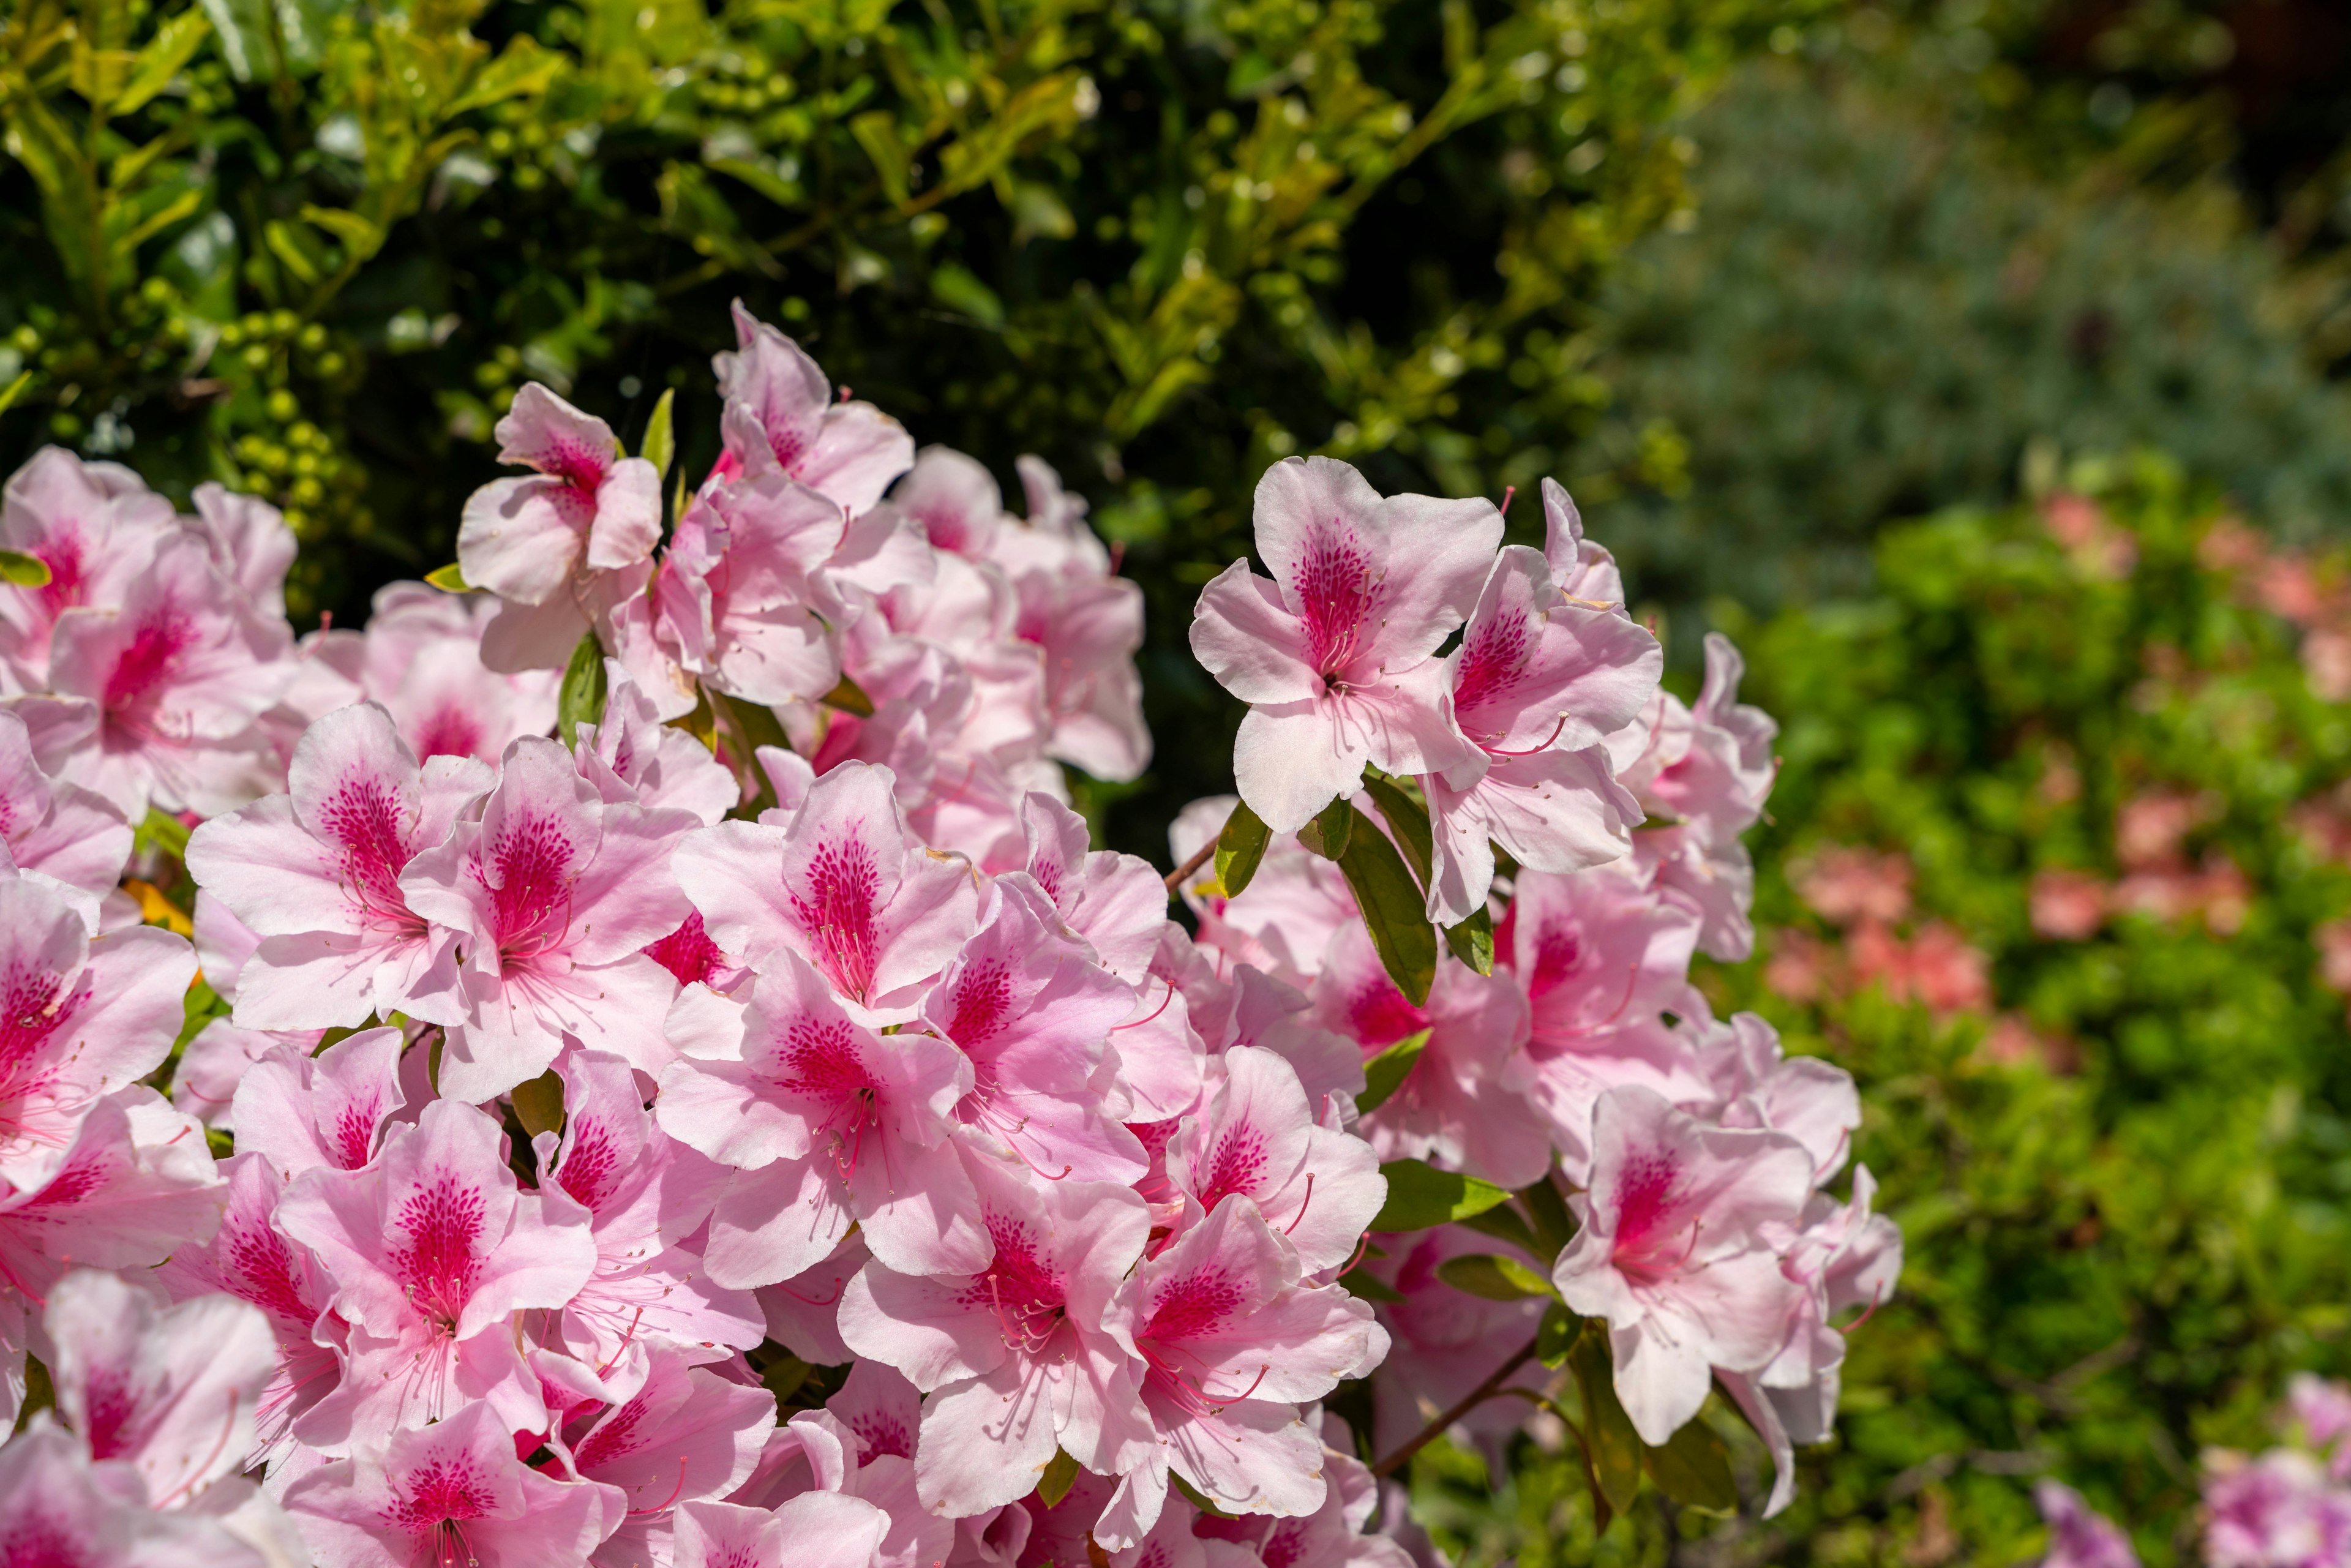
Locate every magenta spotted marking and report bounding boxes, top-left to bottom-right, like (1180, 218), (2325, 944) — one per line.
(331, 1099), (381, 1171)
(0, 1512), (84, 1568)
(1452, 603), (1533, 724)
(1146, 1267), (1245, 1343)
(1609, 1150), (1691, 1285)
(644, 912), (724, 987)
(318, 771), (414, 925)
(960, 1212), (1067, 1352)
(943, 958), (1013, 1046)
(383, 1452), (496, 1533)
(1292, 523), (1378, 675)
(391, 1172), (487, 1325)
(557, 1119), (621, 1215)
(486, 814), (577, 959)
(1196, 1127), (1269, 1212)
(410, 704), (486, 763)
(102, 608), (198, 731)
(224, 1214), (315, 1324)
(0, 960), (86, 1112)
(788, 835), (883, 1001)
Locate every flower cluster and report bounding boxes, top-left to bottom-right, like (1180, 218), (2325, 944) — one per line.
(0, 305), (1894, 1568)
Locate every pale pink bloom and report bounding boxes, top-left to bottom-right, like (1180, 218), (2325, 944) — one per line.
(837, 1150), (1154, 1516)
(1847, 921), (1993, 1015)
(2203, 1449), (2351, 1568)
(0, 1419), (271, 1566)
(283, 1397), (623, 1568)
(0, 871), (194, 1190)
(920, 877), (1145, 1184)
(0, 1089), (223, 1428)
(2033, 1482), (2140, 1568)
(1763, 926), (1832, 1005)
(2115, 790), (2206, 871)
(655, 951), (983, 1286)
(713, 300), (914, 513)
(1792, 846), (1913, 928)
(756, 1231), (868, 1365)
(273, 1098), (597, 1445)
(1311, 931), (1555, 1188)
(574, 663), (741, 826)
(1192, 1434), (1416, 1568)
(227, 1028), (407, 1180)
(890, 446), (1005, 559)
(2041, 493), (2136, 580)
(1500, 863), (1711, 1182)
(1163, 1046), (1385, 1275)
(458, 381), (662, 614)
(0, 446), (177, 690)
(673, 1493), (890, 1568)
(1539, 478), (1626, 610)
(1423, 544), (1657, 921)
(0, 707), (134, 914)
(42, 530), (294, 817)
(555, 1346), (774, 1525)
(351, 582), (560, 765)
(186, 702), (488, 1032)
(154, 1152), (340, 1464)
(534, 1051), (763, 1365)
(44, 1267), (278, 1507)
(2031, 868), (2110, 941)
(400, 734), (696, 1098)
(185, 482), (298, 622)
(1701, 1012), (1861, 1184)
(1352, 1223), (1549, 1463)
(170, 1016), (316, 1130)
(673, 760), (981, 1024)
(1019, 793), (1168, 985)
(1202, 962), (1367, 1127)
(1190, 457), (1502, 832)
(2306, 629), (2351, 704)
(1098, 1196), (1387, 1543)
(2291, 1375), (2351, 1475)
(655, 469), (844, 710)
(1551, 1085), (1815, 1444)
(1170, 796), (1357, 989)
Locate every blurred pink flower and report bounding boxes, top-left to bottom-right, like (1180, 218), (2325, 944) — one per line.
(2031, 870), (2110, 941)
(1792, 846), (1911, 928)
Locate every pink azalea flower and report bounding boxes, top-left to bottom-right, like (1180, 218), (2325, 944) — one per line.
(1539, 478), (1626, 609)
(1422, 544), (1658, 922)
(1190, 456), (1502, 832)
(574, 664), (741, 827)
(0, 1088), (223, 1426)
(713, 301), (914, 513)
(553, 1345), (774, 1531)
(185, 481), (298, 621)
(2203, 1449), (2351, 1568)
(2033, 1481), (2140, 1568)
(43, 1266), (279, 1507)
(654, 469), (844, 712)
(755, 1232), (868, 1366)
(673, 760), (980, 1025)
(535, 1050), (763, 1365)
(1701, 1011), (1862, 1183)
(0, 1419), (271, 1565)
(1019, 793), (1169, 986)
(41, 530), (294, 817)
(1358, 1223), (1549, 1460)
(0, 446), (177, 690)
(352, 582), (560, 765)
(0, 707), (134, 915)
(888, 446), (1004, 558)
(0, 870), (195, 1190)
(1192, 1430), (1417, 1568)
(1311, 929), (1556, 1189)
(400, 735), (697, 1099)
(836, 1149), (1155, 1517)
(1169, 796), (1358, 990)
(655, 950), (983, 1286)
(1097, 1195), (1387, 1544)
(1163, 1046), (1386, 1275)
(2290, 1375), (2351, 1477)
(155, 1152), (341, 1463)
(457, 382), (663, 628)
(672, 1492), (889, 1568)
(923, 877), (1148, 1184)
(227, 1027), (407, 1180)
(283, 1397), (624, 1568)
(186, 702), (489, 1032)
(1551, 1085), (1815, 1444)
(273, 1098), (598, 1445)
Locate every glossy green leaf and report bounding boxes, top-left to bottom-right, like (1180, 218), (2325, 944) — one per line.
(1341, 1270), (1404, 1304)
(1355, 1027), (1430, 1114)
(1644, 1418), (1737, 1514)
(446, 36), (566, 116)
(1535, 1300), (1579, 1368)
(1457, 1199), (1540, 1258)
(1331, 805), (1436, 1003)
(1359, 770), (1493, 974)
(136, 807), (190, 861)
(1214, 797), (1270, 898)
(1368, 1158), (1511, 1231)
(424, 563), (472, 592)
(0, 373), (31, 420)
(1444, 906), (1495, 975)
(0, 549), (52, 588)
(821, 675), (876, 718)
(1435, 1252), (1558, 1301)
(1569, 1326), (1642, 1518)
(556, 632), (609, 751)
(114, 8), (211, 114)
(510, 1071), (565, 1139)
(1035, 1448), (1081, 1509)
(1295, 796), (1352, 860)
(639, 387), (676, 482)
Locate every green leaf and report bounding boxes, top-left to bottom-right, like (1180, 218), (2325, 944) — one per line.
(1644, 1419), (1736, 1514)
(1368, 1158), (1511, 1231)
(1342, 1270), (1405, 1304)
(556, 633), (609, 750)
(115, 8), (211, 115)
(510, 1071), (565, 1139)
(446, 35), (566, 116)
(1457, 1199), (1540, 1258)
(1035, 1448), (1081, 1509)
(0, 549), (52, 588)
(1360, 771), (1492, 974)
(1435, 1252), (1557, 1301)
(1168, 1472), (1238, 1520)
(639, 387), (676, 482)
(1444, 906), (1494, 975)
(1295, 795), (1352, 860)
(1213, 797), (1270, 897)
(1355, 1027), (1430, 1114)
(1331, 804), (1436, 1003)
(759, 1352), (812, 1406)
(424, 563), (472, 592)
(0, 373), (31, 419)
(849, 110), (910, 206)
(1569, 1326), (1643, 1518)
(1535, 1300), (1579, 1368)
(136, 806), (190, 861)
(299, 204), (384, 257)
(1520, 1176), (1578, 1264)
(820, 675), (875, 718)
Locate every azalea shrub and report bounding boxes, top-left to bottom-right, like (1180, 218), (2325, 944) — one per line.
(0, 307), (1893, 1568)
(1567, 452), (2351, 1565)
